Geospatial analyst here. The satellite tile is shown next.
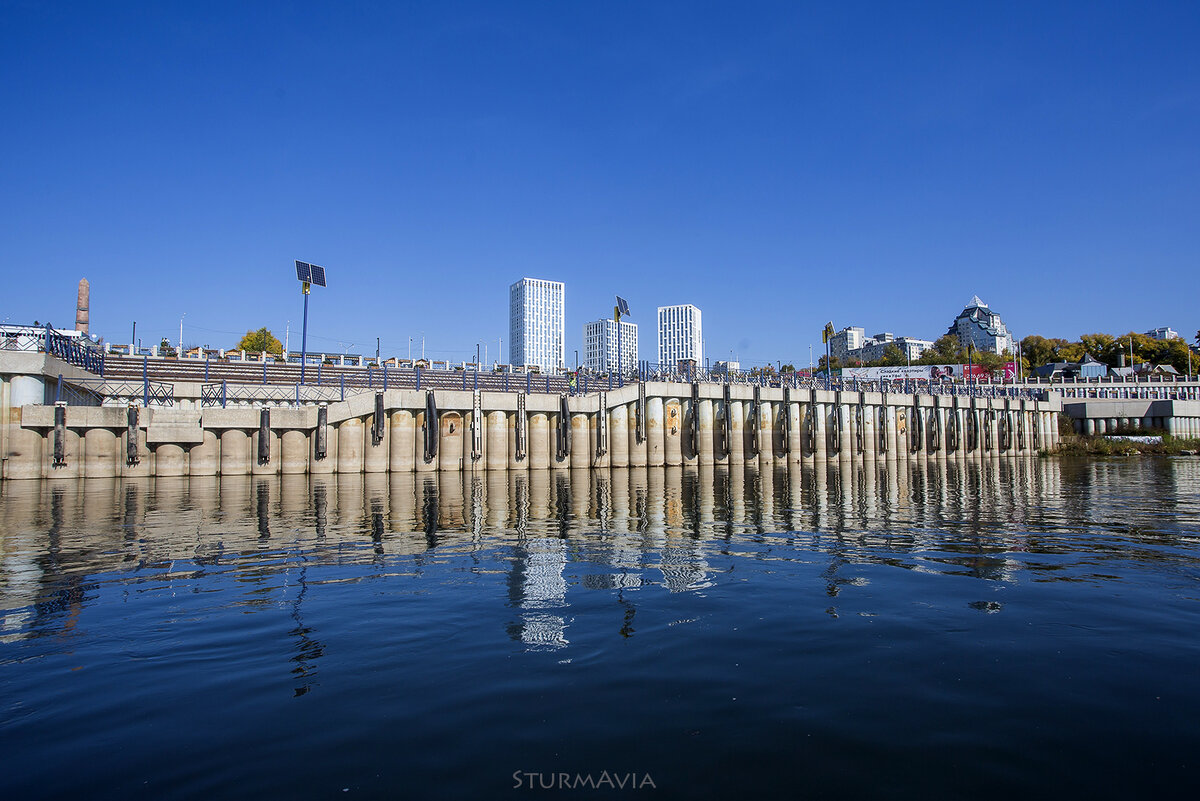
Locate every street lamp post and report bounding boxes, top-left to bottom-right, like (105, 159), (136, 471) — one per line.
(179, 313), (185, 355)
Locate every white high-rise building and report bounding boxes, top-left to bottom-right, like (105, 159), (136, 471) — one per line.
(509, 278), (565, 371)
(584, 318), (638, 373)
(657, 304), (703, 368)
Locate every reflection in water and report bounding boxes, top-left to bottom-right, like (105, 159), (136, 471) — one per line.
(2, 458), (1200, 651)
(3, 458), (1200, 801)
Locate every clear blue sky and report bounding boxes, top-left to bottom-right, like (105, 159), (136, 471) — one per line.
(2, 1), (1197, 366)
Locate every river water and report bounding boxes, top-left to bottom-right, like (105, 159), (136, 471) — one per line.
(1, 457), (1198, 799)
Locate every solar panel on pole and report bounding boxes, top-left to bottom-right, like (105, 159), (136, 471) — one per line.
(295, 260), (312, 283)
(616, 296), (630, 317)
(309, 264), (326, 287)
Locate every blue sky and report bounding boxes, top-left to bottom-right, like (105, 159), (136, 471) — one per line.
(2, 1), (1197, 366)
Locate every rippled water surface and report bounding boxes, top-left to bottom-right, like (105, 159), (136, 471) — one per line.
(2, 458), (1199, 800)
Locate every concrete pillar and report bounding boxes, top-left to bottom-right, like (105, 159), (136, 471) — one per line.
(43, 425), (82, 479)
(629, 402), (647, 467)
(1085, 418), (1095, 435)
(936, 407), (949, 460)
(771, 401), (788, 466)
(570, 413), (590, 469)
(338, 418), (364, 473)
(527, 412), (549, 469)
(252, 429), (280, 475)
(813, 403), (827, 462)
(220, 429), (251, 476)
(551, 411), (570, 470)
(281, 430), (309, 474)
(363, 412), (389, 474)
(83, 428), (119, 478)
(728, 400), (745, 465)
(441, 412), (465, 471)
(837, 402), (852, 461)
(741, 401), (756, 465)
(884, 404), (898, 460)
(120, 423), (154, 477)
(698, 399), (715, 466)
(311, 419), (337, 475)
(647, 397), (665, 466)
(190, 430), (219, 475)
(485, 410), (507, 470)
(758, 401), (774, 466)
(787, 402), (803, 464)
(509, 411), (529, 471)
(609, 405), (629, 468)
(589, 410), (609, 469)
(393, 410), (418, 472)
(664, 399), (683, 466)
(10, 375), (45, 407)
(864, 402), (883, 460)
(155, 443), (187, 477)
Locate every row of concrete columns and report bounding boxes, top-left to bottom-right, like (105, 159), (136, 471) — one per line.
(1081, 416), (1200, 437)
(5, 395), (1061, 479)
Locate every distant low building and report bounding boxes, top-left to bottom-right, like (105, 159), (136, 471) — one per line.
(946, 296), (1015, 355)
(1033, 354), (1107, 380)
(829, 326), (932, 363)
(1144, 327), (1180, 341)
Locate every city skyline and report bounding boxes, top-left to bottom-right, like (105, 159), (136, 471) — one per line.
(1, 2), (1196, 366)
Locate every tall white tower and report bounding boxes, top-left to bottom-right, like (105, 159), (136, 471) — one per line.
(509, 278), (565, 371)
(657, 304), (702, 368)
(584, 318), (637, 373)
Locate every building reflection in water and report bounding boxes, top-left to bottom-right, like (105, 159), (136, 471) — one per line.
(3, 457), (1200, 653)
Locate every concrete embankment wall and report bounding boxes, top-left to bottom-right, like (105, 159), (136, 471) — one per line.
(1063, 399), (1200, 437)
(1, 383), (1062, 480)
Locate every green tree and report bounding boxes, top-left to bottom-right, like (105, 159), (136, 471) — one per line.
(236, 327), (283, 354)
(1020, 335), (1057, 368)
(879, 344), (906, 367)
(780, 363), (795, 373)
(933, 334), (963, 361)
(158, 337), (176, 358)
(1079, 333), (1117, 363)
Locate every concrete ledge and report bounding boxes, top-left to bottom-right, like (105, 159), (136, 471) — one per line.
(148, 408), (204, 444)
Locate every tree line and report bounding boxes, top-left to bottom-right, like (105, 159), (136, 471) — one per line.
(822, 331), (1198, 375)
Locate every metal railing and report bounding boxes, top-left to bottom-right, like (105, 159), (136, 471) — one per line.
(1, 324), (105, 374)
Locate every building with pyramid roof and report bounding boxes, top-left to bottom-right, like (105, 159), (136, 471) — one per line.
(946, 296), (1015, 355)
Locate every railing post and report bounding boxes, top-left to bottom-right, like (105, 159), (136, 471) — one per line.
(222, 380), (227, 408)
(55, 374), (62, 404)
(317, 361), (322, 386)
(505, 373), (509, 392)
(205, 355), (210, 382)
(341, 373), (345, 401)
(416, 366), (422, 391)
(546, 375), (550, 393)
(383, 365), (388, 391)
(527, 372), (532, 393)
(462, 370), (467, 391)
(262, 360), (267, 385)
(143, 356), (150, 406)
(474, 366), (478, 391)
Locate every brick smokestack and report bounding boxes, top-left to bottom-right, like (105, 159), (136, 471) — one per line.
(75, 278), (90, 336)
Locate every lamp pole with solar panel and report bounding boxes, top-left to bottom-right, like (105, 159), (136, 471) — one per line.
(615, 296), (630, 386)
(295, 260), (327, 384)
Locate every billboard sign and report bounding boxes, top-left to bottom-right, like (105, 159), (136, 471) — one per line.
(840, 364), (986, 381)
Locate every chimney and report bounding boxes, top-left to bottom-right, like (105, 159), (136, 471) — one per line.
(75, 278), (90, 336)
(1119, 352), (1126, 368)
